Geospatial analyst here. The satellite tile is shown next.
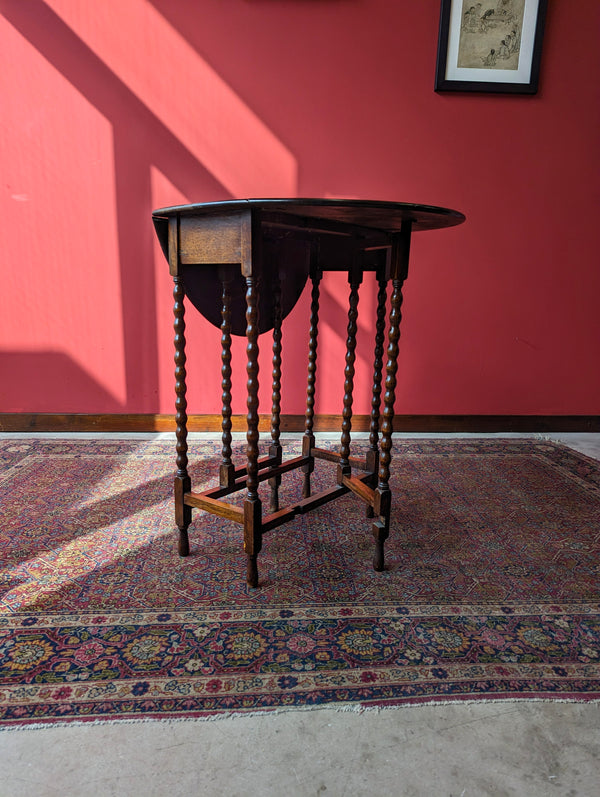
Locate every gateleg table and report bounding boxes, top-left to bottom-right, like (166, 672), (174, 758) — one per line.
(152, 199), (465, 587)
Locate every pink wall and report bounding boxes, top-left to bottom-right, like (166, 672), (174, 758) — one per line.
(1, 0), (599, 416)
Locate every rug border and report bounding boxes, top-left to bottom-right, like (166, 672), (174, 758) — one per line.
(2, 437), (599, 729)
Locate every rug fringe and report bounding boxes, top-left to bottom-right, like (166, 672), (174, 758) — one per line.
(3, 696), (599, 732)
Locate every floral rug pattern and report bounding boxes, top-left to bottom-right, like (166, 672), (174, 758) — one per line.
(1, 438), (599, 725)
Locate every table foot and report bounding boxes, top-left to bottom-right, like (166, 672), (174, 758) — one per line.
(178, 528), (190, 557)
(246, 554), (259, 588)
(174, 474), (191, 557)
(269, 444), (282, 513)
(372, 519), (388, 572)
(301, 433), (315, 498)
(244, 495), (262, 587)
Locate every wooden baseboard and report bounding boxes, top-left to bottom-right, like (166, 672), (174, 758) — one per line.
(0, 413), (598, 433)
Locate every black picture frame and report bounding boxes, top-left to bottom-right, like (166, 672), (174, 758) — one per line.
(435, 0), (547, 94)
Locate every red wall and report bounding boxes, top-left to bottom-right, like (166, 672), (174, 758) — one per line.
(1, 0), (599, 416)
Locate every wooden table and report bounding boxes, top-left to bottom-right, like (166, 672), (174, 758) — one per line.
(152, 199), (465, 587)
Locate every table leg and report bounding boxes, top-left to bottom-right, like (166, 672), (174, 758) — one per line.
(219, 275), (235, 487)
(373, 225), (411, 571)
(338, 270), (362, 481)
(244, 274), (262, 587)
(269, 273), (283, 512)
(302, 268), (321, 498)
(173, 276), (191, 557)
(365, 272), (388, 517)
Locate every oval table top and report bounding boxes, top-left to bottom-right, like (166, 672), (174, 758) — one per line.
(152, 197), (466, 232)
(152, 199), (465, 335)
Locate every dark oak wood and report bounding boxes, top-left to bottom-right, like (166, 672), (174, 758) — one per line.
(338, 271), (362, 480)
(365, 271), (388, 517)
(153, 200), (465, 586)
(342, 473), (375, 506)
(203, 456), (310, 501)
(154, 198), (465, 233)
(244, 498), (261, 588)
(304, 269), (321, 439)
(153, 199), (464, 337)
(367, 273), (388, 468)
(184, 493), (245, 524)
(378, 278), (403, 491)
(244, 275), (261, 501)
(219, 273), (234, 487)
(311, 447), (373, 472)
(173, 275), (191, 556)
(262, 484), (350, 533)
(142, 199), (594, 587)
(244, 273), (263, 586)
(218, 452), (280, 484)
(269, 272), (283, 512)
(373, 226), (411, 571)
(302, 267), (322, 499)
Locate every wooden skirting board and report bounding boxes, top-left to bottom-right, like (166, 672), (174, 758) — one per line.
(0, 414), (598, 433)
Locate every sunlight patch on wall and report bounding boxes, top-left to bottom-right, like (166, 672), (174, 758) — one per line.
(45, 0), (298, 198)
(0, 15), (127, 409)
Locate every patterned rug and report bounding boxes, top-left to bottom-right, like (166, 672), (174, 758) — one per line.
(1, 437), (599, 727)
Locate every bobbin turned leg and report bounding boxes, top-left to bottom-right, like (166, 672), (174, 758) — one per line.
(219, 272), (235, 488)
(372, 224), (411, 571)
(244, 274), (262, 587)
(337, 268), (362, 484)
(365, 270), (388, 518)
(302, 267), (322, 498)
(173, 275), (191, 556)
(269, 273), (283, 512)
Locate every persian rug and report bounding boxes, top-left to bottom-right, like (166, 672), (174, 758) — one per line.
(1, 437), (599, 727)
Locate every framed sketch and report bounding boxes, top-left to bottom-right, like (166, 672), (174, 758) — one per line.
(435, 0), (547, 93)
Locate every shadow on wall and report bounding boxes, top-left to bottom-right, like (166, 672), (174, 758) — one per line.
(0, 351), (125, 413)
(1, 0), (299, 414)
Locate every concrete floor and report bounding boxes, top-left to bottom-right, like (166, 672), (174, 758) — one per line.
(1, 433), (599, 797)
(1, 702), (599, 797)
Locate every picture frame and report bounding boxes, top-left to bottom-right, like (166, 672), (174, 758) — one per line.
(435, 0), (548, 94)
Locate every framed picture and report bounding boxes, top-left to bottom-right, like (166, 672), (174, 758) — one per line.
(435, 0), (548, 93)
